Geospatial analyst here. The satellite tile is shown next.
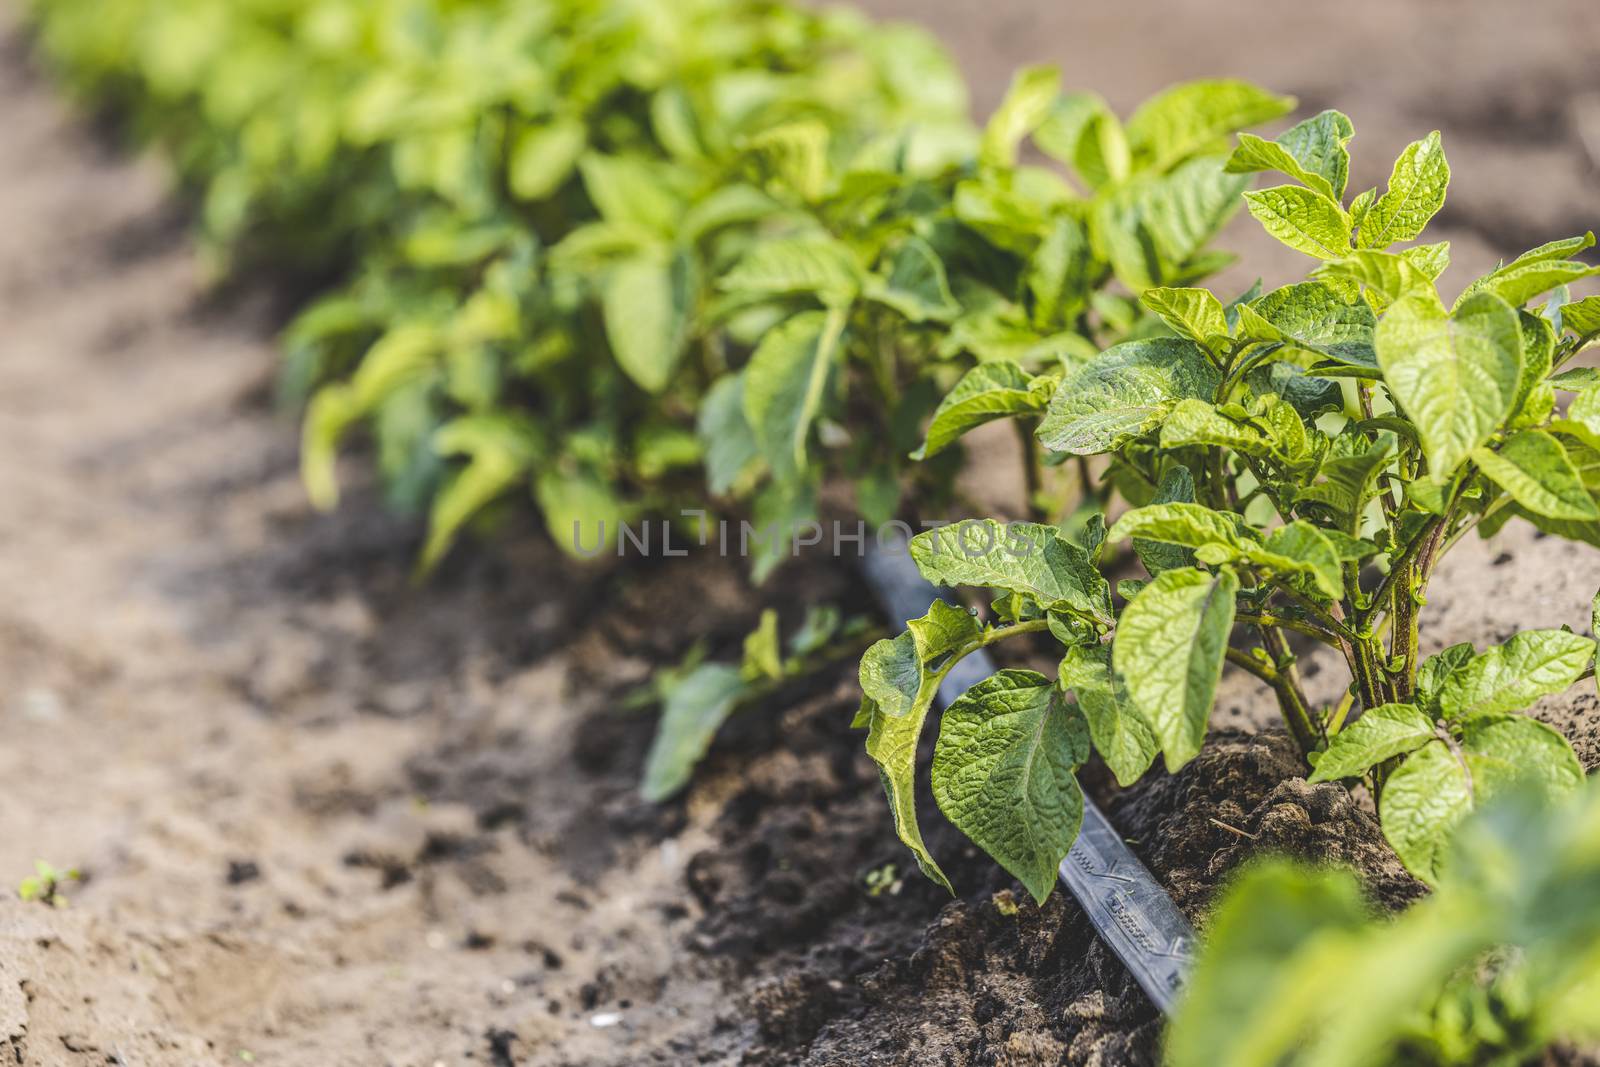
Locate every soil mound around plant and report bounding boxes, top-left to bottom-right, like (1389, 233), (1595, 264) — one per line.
(674, 710), (1425, 1066)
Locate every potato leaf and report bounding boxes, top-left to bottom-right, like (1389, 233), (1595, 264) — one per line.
(910, 520), (1113, 624)
(1037, 337), (1221, 455)
(931, 670), (1089, 903)
(1057, 643), (1159, 786)
(1473, 430), (1600, 522)
(742, 308), (848, 481)
(863, 695), (952, 892)
(1384, 714), (1583, 885)
(1436, 629), (1597, 720)
(1244, 185), (1352, 260)
(603, 252), (693, 394)
(1224, 108), (1354, 201)
(911, 362), (1046, 460)
(641, 664), (748, 802)
(1124, 79), (1294, 172)
(1309, 703), (1435, 782)
(1375, 290), (1522, 483)
(1112, 566), (1238, 770)
(980, 65), (1060, 170)
(1141, 286), (1229, 349)
(1357, 131), (1450, 250)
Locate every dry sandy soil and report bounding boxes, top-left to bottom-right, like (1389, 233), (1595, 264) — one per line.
(0, 1), (1596, 1065)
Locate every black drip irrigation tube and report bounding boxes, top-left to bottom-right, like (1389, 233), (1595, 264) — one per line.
(861, 544), (1195, 1016)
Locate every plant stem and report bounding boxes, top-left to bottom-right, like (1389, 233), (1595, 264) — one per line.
(1268, 580), (1356, 641)
(1326, 686), (1357, 736)
(1260, 626), (1321, 752)
(1235, 611), (1342, 648)
(1225, 646), (1277, 684)
(1015, 418), (1046, 522)
(1359, 514), (1444, 630)
(1388, 560), (1421, 701)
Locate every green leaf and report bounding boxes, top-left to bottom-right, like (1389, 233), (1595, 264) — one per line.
(1512, 309), (1557, 426)
(980, 65), (1060, 169)
(1308, 703), (1435, 782)
(911, 520), (1113, 624)
(1473, 430), (1600, 521)
(1552, 368), (1600, 392)
(866, 236), (960, 323)
(1315, 250), (1437, 308)
(718, 234), (860, 306)
(863, 696), (952, 892)
(1356, 131), (1450, 249)
(1259, 522), (1344, 601)
(1034, 92), (1130, 189)
(1385, 715), (1585, 884)
(1112, 566), (1239, 770)
(697, 374), (758, 496)
(745, 120), (831, 202)
(508, 118), (586, 201)
(1037, 338), (1221, 455)
(1093, 158), (1246, 290)
(1141, 287), (1229, 348)
(1026, 215), (1093, 328)
(1244, 185), (1352, 260)
(680, 184), (780, 243)
(1437, 629), (1597, 719)
(1403, 241), (1452, 280)
(908, 598), (983, 662)
(911, 362), (1045, 460)
(1375, 291), (1522, 482)
(1563, 385), (1600, 445)
(1460, 714), (1584, 801)
(1124, 79), (1294, 172)
(603, 253), (692, 394)
(578, 153), (682, 236)
(1560, 295), (1600, 337)
(742, 308), (848, 481)
(419, 415), (542, 574)
(535, 466), (633, 558)
(1248, 281), (1378, 368)
(741, 610), (783, 682)
(641, 665), (747, 802)
(1476, 260), (1600, 309)
(1108, 501), (1249, 555)
(1157, 398), (1317, 473)
(1417, 643), (1475, 712)
(859, 631), (923, 719)
(1165, 861), (1372, 1067)
(1224, 108), (1354, 200)
(1058, 644), (1159, 786)
(1132, 466), (1199, 575)
(1502, 231), (1597, 268)
(1379, 739), (1474, 885)
(931, 670), (1088, 904)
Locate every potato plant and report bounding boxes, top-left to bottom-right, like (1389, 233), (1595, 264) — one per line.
(860, 113), (1600, 899)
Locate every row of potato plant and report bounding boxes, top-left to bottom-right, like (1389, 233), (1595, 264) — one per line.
(29, 0), (1288, 582)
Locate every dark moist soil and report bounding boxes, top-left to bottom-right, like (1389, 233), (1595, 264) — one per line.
(664, 703), (1423, 1066)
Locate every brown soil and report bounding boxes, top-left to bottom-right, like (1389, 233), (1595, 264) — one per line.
(0, 2), (1597, 1065)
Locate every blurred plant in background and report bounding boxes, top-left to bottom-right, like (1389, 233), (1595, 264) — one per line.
(29, 0), (1289, 580)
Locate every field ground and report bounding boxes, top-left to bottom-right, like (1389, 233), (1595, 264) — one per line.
(0, 1), (1597, 1064)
